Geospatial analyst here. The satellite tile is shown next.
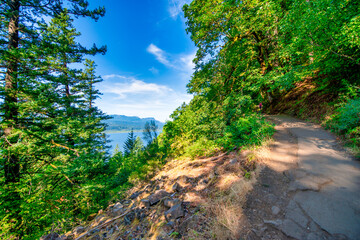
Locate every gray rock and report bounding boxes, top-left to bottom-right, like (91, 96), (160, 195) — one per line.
(148, 190), (170, 205)
(285, 200), (308, 228)
(172, 182), (182, 192)
(263, 219), (282, 226)
(179, 215), (200, 232)
(40, 233), (61, 240)
(164, 198), (181, 208)
(110, 202), (123, 215)
(73, 226), (85, 235)
(107, 228), (114, 237)
(229, 158), (238, 164)
(307, 232), (321, 240)
(139, 199), (150, 209)
(165, 204), (184, 221)
(271, 206), (281, 215)
(124, 211), (135, 225)
(166, 221), (175, 228)
(280, 219), (307, 240)
(88, 234), (101, 240)
(130, 191), (141, 199)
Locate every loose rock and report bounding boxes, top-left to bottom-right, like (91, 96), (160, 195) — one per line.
(40, 233), (61, 240)
(165, 204), (184, 221)
(73, 226), (85, 236)
(164, 198), (182, 208)
(148, 190), (170, 205)
(271, 206), (281, 215)
(229, 158), (238, 164)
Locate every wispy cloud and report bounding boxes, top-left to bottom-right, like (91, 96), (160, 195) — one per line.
(149, 67), (159, 74)
(147, 44), (174, 67)
(96, 75), (192, 121)
(147, 43), (195, 76)
(102, 77), (172, 99)
(168, 0), (192, 19)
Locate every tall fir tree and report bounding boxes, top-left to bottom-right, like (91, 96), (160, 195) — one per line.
(0, 1), (107, 238)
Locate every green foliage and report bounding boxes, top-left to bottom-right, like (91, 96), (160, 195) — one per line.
(325, 98), (360, 148)
(0, 2), (108, 239)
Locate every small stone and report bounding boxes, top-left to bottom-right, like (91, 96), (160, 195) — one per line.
(271, 206), (281, 215)
(113, 202), (123, 209)
(148, 190), (170, 205)
(165, 204), (184, 221)
(124, 211), (135, 225)
(280, 219), (307, 239)
(139, 199), (150, 209)
(172, 182), (183, 192)
(229, 158), (238, 164)
(107, 228), (114, 236)
(89, 229), (100, 234)
(164, 198), (181, 208)
(130, 191), (142, 199)
(73, 226), (85, 235)
(166, 221), (175, 228)
(40, 232), (61, 240)
(179, 215), (200, 232)
(263, 219), (282, 226)
(88, 234), (101, 240)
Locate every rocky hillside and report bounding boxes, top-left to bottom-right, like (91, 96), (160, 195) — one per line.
(40, 149), (258, 240)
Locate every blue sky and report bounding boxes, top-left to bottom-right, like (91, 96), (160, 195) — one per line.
(74, 0), (195, 122)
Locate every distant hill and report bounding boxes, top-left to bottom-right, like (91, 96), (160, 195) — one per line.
(105, 115), (165, 132)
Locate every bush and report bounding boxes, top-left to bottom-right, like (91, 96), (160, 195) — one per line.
(326, 97), (360, 147)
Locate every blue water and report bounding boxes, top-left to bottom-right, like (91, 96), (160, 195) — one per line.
(107, 131), (161, 153)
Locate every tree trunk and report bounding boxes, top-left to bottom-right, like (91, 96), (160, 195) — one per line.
(4, 0), (20, 184)
(3, 0), (21, 233)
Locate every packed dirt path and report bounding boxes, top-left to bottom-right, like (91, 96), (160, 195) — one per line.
(246, 115), (360, 240)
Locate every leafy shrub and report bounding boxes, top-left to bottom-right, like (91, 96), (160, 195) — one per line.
(325, 97), (360, 147)
(184, 137), (220, 159)
(218, 114), (274, 150)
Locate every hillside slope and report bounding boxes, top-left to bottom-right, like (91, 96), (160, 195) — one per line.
(42, 115), (360, 240)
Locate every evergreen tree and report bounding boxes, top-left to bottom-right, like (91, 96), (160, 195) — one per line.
(0, 1), (106, 238)
(124, 130), (136, 156)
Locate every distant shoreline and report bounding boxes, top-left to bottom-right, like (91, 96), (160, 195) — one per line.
(105, 130), (143, 134)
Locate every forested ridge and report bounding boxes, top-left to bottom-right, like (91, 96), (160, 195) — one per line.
(105, 115), (164, 132)
(1, 0), (359, 239)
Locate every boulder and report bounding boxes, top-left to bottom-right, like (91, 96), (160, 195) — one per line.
(164, 198), (182, 208)
(165, 204), (184, 221)
(148, 190), (170, 205)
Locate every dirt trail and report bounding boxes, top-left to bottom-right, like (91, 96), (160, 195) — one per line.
(245, 115), (360, 240)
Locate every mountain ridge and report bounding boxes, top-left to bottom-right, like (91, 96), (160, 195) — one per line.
(105, 115), (165, 132)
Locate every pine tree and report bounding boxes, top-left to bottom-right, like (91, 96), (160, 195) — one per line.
(124, 130), (136, 156)
(0, 1), (106, 238)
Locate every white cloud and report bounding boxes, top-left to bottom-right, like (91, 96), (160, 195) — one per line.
(168, 0), (192, 19)
(149, 67), (159, 74)
(147, 44), (174, 67)
(102, 74), (133, 80)
(147, 43), (195, 76)
(104, 79), (172, 99)
(96, 75), (192, 122)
